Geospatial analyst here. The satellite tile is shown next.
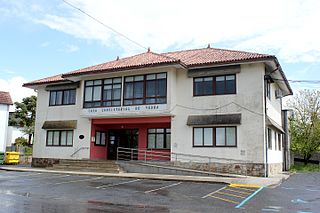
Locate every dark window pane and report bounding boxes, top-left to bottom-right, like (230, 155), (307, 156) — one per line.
(124, 100), (133, 105)
(93, 86), (102, 101)
(226, 75), (235, 94)
(69, 90), (76, 104)
(133, 99), (143, 105)
(156, 98), (166, 104)
(113, 88), (121, 100)
(85, 87), (93, 102)
(124, 82), (133, 99)
(134, 82), (144, 98)
(146, 81), (156, 97)
(56, 91), (63, 105)
(103, 85), (112, 100)
(203, 80), (213, 95)
(194, 81), (203, 96)
(63, 90), (70, 104)
(112, 100), (120, 106)
(216, 76), (225, 95)
(146, 98), (156, 104)
(157, 79), (166, 96)
(50, 91), (56, 105)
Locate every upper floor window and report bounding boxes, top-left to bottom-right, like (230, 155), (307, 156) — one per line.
(124, 73), (167, 106)
(84, 78), (122, 108)
(49, 89), (76, 106)
(194, 74), (236, 96)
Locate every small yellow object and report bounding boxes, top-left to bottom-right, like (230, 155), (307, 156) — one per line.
(5, 152), (20, 164)
(229, 183), (261, 188)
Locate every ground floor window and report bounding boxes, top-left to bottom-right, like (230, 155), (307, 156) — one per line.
(147, 128), (171, 149)
(193, 127), (237, 147)
(46, 130), (73, 146)
(95, 131), (106, 146)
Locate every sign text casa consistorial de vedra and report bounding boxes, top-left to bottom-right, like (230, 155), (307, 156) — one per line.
(82, 104), (167, 117)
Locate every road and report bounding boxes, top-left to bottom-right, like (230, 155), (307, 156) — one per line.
(0, 170), (319, 212)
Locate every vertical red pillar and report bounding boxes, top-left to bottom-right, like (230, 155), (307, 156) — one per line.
(138, 126), (147, 160)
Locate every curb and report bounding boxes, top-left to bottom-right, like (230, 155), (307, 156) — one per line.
(0, 166), (234, 184)
(0, 166), (289, 187)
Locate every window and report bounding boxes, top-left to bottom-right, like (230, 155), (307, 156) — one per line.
(147, 128), (171, 149)
(193, 127), (236, 147)
(95, 131), (106, 146)
(84, 78), (122, 108)
(266, 81), (271, 100)
(46, 130), (73, 146)
(267, 128), (272, 150)
(194, 74), (236, 96)
(49, 89), (76, 106)
(124, 73), (167, 106)
(278, 133), (282, 151)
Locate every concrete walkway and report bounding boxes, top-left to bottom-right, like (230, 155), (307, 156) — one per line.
(0, 165), (290, 187)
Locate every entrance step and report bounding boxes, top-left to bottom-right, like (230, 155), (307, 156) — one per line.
(49, 160), (122, 173)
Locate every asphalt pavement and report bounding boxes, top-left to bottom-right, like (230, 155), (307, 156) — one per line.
(0, 170), (319, 212)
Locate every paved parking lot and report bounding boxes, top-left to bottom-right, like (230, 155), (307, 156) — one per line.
(0, 170), (319, 212)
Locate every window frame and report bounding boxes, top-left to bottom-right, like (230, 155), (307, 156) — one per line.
(123, 73), (167, 106)
(46, 130), (73, 147)
(83, 77), (122, 108)
(49, 89), (76, 106)
(278, 133), (282, 151)
(192, 126), (237, 147)
(147, 128), (171, 149)
(193, 74), (236, 97)
(95, 131), (107, 146)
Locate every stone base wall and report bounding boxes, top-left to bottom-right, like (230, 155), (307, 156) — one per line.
(168, 161), (266, 177)
(268, 163), (283, 176)
(32, 157), (60, 168)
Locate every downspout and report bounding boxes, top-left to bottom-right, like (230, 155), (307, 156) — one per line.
(264, 76), (269, 177)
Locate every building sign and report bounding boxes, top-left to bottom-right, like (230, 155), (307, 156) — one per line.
(81, 104), (168, 117)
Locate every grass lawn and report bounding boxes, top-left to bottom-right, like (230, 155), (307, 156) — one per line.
(290, 164), (320, 172)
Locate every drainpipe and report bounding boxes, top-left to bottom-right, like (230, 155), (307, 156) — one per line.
(264, 76), (269, 178)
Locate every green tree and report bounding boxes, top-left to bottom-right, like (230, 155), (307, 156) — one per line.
(10, 95), (37, 145)
(288, 90), (320, 164)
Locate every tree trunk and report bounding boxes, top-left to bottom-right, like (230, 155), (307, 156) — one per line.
(28, 134), (32, 146)
(303, 154), (311, 165)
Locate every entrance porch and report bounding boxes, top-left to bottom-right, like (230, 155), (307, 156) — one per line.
(90, 116), (171, 161)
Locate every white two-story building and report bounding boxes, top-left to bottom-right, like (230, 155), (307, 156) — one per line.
(24, 47), (292, 176)
(0, 91), (13, 153)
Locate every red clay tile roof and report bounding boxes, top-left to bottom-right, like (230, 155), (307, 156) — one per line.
(62, 51), (181, 78)
(24, 47), (275, 87)
(164, 48), (274, 67)
(0, 91), (13, 105)
(23, 74), (68, 87)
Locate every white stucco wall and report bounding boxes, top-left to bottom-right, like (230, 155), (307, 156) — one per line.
(0, 104), (10, 152)
(171, 63), (266, 164)
(33, 85), (91, 160)
(266, 74), (284, 165)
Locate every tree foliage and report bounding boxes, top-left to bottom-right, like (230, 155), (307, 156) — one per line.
(288, 90), (320, 164)
(10, 95), (37, 145)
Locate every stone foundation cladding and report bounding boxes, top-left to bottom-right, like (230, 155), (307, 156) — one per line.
(171, 161), (266, 177)
(32, 157), (60, 168)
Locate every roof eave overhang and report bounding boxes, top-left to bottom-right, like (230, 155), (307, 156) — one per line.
(22, 80), (71, 90)
(62, 62), (187, 81)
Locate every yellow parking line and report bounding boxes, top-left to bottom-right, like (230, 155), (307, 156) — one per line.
(216, 191), (246, 199)
(208, 195), (240, 204)
(224, 188), (252, 195)
(229, 186), (256, 192)
(229, 183), (261, 188)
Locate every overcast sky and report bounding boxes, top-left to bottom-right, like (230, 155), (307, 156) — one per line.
(0, 0), (319, 104)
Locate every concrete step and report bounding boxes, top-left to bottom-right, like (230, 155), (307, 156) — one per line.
(56, 163), (119, 169)
(50, 159), (121, 174)
(50, 165), (120, 173)
(59, 159), (117, 165)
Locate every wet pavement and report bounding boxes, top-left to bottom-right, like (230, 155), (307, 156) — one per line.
(0, 170), (319, 212)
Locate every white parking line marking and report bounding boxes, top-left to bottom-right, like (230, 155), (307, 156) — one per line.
(53, 177), (103, 185)
(96, 179), (141, 189)
(145, 182), (182, 194)
(202, 186), (227, 198)
(33, 174), (71, 180)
